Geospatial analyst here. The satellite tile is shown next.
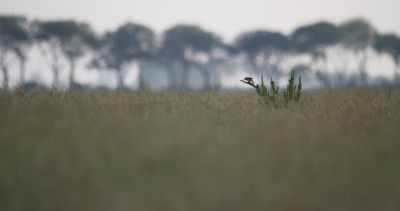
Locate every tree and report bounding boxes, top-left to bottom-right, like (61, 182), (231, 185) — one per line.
(160, 24), (223, 89)
(60, 22), (98, 87)
(291, 22), (341, 87)
(374, 34), (400, 79)
(91, 22), (155, 89)
(33, 20), (97, 87)
(203, 42), (233, 90)
(339, 18), (376, 86)
(235, 30), (292, 81)
(0, 15), (30, 86)
(33, 20), (71, 87)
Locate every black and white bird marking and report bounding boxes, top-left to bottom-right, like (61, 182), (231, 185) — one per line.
(243, 77), (254, 83)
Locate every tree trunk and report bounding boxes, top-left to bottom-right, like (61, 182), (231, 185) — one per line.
(311, 56), (331, 88)
(53, 64), (59, 87)
(394, 63), (400, 87)
(117, 69), (125, 89)
(137, 63), (146, 90)
(203, 69), (211, 90)
(19, 59), (25, 85)
(396, 63), (400, 76)
(203, 61), (212, 90)
(358, 51), (368, 87)
(181, 61), (190, 90)
(0, 50), (9, 87)
(69, 58), (76, 87)
(1, 63), (8, 87)
(165, 63), (175, 90)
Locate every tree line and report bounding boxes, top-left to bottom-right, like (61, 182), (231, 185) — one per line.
(1, 15), (400, 90)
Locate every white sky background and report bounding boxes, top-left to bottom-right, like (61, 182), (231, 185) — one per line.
(2, 0), (399, 41)
(1, 0), (400, 88)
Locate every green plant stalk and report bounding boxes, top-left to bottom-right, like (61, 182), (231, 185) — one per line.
(387, 85), (392, 101)
(295, 76), (302, 102)
(241, 70), (302, 104)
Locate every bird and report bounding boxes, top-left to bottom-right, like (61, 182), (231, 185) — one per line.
(244, 77), (254, 83)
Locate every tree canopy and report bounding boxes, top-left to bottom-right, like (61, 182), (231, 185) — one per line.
(0, 15), (30, 85)
(374, 34), (400, 67)
(235, 30), (292, 55)
(161, 24), (220, 60)
(291, 22), (341, 53)
(160, 24), (222, 89)
(339, 18), (376, 52)
(235, 30), (292, 77)
(32, 20), (100, 86)
(1, 14), (400, 89)
(0, 15), (30, 45)
(91, 22), (156, 88)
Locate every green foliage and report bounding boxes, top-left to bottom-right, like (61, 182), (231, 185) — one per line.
(283, 70), (302, 102)
(386, 85), (393, 100)
(240, 70), (302, 105)
(240, 75), (276, 104)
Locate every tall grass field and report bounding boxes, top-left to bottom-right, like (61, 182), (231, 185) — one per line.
(1, 88), (399, 211)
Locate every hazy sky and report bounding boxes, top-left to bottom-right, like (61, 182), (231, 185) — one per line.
(2, 0), (400, 41)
